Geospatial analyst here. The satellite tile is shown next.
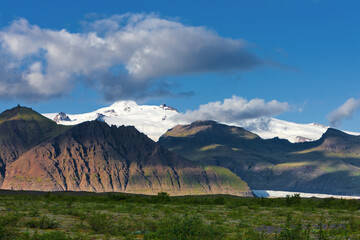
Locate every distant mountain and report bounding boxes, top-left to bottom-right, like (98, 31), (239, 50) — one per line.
(159, 121), (360, 195)
(43, 101), (180, 141)
(42, 101), (360, 143)
(0, 107), (251, 196)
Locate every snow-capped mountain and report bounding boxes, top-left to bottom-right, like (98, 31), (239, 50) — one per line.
(238, 118), (359, 142)
(43, 101), (182, 141)
(42, 101), (360, 142)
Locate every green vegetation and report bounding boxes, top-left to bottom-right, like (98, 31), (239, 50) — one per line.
(163, 124), (211, 137)
(205, 166), (250, 190)
(0, 106), (44, 124)
(199, 144), (224, 151)
(0, 106), (70, 151)
(0, 192), (359, 239)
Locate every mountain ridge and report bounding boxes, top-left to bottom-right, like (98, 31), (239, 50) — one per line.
(0, 107), (252, 196)
(159, 121), (360, 195)
(42, 100), (360, 143)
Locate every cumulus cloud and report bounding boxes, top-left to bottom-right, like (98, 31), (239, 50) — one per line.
(0, 14), (264, 101)
(176, 96), (289, 123)
(327, 98), (360, 127)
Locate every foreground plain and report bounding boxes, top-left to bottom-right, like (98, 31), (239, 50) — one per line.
(0, 192), (360, 239)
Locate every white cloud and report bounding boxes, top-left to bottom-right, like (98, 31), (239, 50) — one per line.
(327, 98), (360, 127)
(176, 96), (289, 123)
(0, 14), (264, 101)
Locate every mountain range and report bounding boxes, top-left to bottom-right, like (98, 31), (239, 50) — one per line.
(42, 100), (360, 143)
(0, 106), (252, 196)
(159, 120), (360, 195)
(1, 103), (360, 197)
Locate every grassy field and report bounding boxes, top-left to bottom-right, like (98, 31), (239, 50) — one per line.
(0, 191), (360, 239)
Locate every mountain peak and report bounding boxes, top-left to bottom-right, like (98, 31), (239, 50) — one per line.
(162, 120), (259, 140)
(0, 106), (50, 124)
(109, 100), (138, 109)
(321, 128), (349, 139)
(54, 112), (71, 123)
(191, 120), (218, 126)
(315, 127), (360, 153)
(160, 103), (178, 112)
(163, 120), (218, 138)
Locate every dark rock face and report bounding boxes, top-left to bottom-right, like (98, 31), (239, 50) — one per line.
(317, 128), (360, 153)
(54, 112), (71, 122)
(0, 108), (251, 196)
(160, 104), (178, 112)
(95, 113), (105, 122)
(159, 121), (360, 196)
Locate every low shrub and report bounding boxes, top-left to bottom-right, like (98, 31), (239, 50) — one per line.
(145, 213), (224, 240)
(19, 231), (72, 240)
(25, 216), (58, 229)
(276, 214), (310, 240)
(88, 213), (116, 235)
(157, 192), (171, 203)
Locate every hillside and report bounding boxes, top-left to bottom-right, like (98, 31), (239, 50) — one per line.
(0, 106), (69, 185)
(159, 121), (360, 195)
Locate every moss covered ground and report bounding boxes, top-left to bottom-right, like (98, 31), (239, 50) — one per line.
(0, 192), (360, 239)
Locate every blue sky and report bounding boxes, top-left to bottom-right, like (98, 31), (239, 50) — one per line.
(0, 0), (359, 131)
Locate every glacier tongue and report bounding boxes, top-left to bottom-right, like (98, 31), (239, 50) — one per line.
(42, 100), (360, 142)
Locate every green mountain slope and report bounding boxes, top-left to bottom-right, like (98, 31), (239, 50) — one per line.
(159, 121), (360, 195)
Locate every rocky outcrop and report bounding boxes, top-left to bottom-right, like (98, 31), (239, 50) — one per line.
(95, 113), (105, 122)
(54, 112), (71, 123)
(160, 104), (178, 112)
